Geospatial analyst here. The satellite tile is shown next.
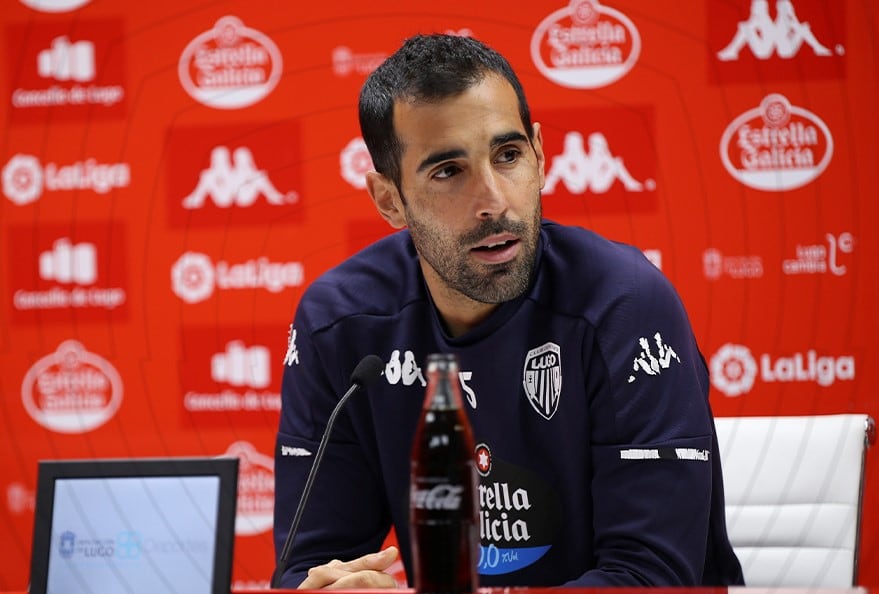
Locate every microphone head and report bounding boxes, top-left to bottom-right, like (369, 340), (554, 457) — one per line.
(350, 354), (385, 387)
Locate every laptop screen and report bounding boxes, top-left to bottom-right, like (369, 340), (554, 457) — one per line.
(30, 457), (238, 594)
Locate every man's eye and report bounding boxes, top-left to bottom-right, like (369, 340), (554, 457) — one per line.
(497, 148), (521, 164)
(433, 164), (460, 180)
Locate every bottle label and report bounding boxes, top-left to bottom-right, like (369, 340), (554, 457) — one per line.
(411, 484), (464, 510)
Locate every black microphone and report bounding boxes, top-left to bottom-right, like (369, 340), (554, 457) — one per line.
(271, 354), (385, 588)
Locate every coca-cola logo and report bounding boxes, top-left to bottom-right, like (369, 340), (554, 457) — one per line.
(411, 484), (464, 511)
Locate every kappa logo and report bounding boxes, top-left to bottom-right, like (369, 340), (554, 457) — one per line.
(385, 349), (426, 388)
(283, 325), (300, 367)
(178, 16), (282, 110)
(522, 343), (562, 420)
(543, 131), (652, 195)
(627, 332), (681, 384)
(720, 93), (832, 191)
(182, 145), (298, 209)
(531, 0), (640, 89)
(717, 0), (837, 61)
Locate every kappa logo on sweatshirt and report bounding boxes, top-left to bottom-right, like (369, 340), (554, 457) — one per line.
(627, 332), (681, 383)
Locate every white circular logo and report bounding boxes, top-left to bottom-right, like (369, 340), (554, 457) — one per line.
(19, 0), (91, 13)
(710, 343), (758, 397)
(178, 16), (282, 110)
(171, 252), (215, 303)
(719, 93), (833, 192)
(3, 154), (44, 205)
(339, 137), (373, 190)
(530, 0), (641, 89)
(21, 340), (123, 434)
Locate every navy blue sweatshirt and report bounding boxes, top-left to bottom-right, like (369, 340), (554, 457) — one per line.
(274, 220), (744, 587)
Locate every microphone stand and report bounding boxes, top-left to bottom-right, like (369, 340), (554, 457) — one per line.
(271, 382), (363, 588)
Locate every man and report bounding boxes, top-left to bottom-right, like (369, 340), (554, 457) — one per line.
(274, 33), (744, 588)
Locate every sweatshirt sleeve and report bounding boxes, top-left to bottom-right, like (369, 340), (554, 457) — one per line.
(568, 259), (718, 586)
(273, 290), (391, 588)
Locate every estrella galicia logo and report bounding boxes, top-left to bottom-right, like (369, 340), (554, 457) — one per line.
(522, 342), (562, 420)
(59, 530), (76, 559)
(477, 448), (560, 576)
(116, 531), (142, 559)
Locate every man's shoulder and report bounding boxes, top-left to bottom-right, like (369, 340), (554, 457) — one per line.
(298, 229), (424, 329)
(540, 220), (669, 301)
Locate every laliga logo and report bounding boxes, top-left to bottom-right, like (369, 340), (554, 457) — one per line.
(171, 251), (305, 304)
(21, 340), (123, 433)
(2, 155), (42, 205)
(710, 343), (855, 397)
(531, 0), (641, 89)
(709, 344), (758, 397)
(178, 16), (282, 110)
(340, 137), (373, 190)
(171, 252), (215, 304)
(720, 93), (833, 191)
(2, 153), (131, 205)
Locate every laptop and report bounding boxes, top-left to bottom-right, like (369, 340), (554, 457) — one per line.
(29, 457), (239, 594)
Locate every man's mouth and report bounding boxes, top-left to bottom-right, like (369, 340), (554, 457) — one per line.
(473, 238), (517, 252)
(471, 235), (521, 264)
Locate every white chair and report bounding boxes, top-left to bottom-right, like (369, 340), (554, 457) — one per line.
(714, 414), (875, 587)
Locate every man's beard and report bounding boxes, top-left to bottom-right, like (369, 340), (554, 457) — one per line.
(405, 199), (541, 304)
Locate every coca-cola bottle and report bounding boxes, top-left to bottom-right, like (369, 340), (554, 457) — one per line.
(409, 353), (479, 594)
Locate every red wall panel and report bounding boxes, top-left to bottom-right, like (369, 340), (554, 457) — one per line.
(1, 0), (877, 588)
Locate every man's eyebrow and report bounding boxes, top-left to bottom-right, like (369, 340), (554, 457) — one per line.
(417, 149), (466, 173)
(415, 131), (530, 174)
(491, 131), (529, 147)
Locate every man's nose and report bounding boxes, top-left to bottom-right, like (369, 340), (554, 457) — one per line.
(472, 166), (508, 219)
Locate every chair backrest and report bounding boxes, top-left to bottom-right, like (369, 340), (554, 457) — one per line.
(714, 414), (875, 587)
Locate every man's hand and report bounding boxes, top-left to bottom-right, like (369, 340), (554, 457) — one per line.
(298, 546), (400, 589)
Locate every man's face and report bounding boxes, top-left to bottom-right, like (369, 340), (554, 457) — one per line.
(391, 74), (546, 307)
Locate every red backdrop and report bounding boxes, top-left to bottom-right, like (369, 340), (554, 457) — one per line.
(1, 0), (877, 588)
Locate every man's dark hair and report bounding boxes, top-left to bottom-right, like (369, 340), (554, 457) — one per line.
(358, 34), (534, 189)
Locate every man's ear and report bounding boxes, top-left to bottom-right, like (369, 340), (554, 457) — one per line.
(365, 171), (407, 229)
(532, 121), (547, 190)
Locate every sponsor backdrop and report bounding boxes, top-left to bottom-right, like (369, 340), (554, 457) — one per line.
(1, 0), (877, 588)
